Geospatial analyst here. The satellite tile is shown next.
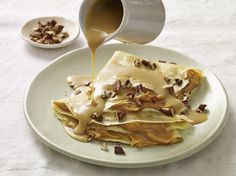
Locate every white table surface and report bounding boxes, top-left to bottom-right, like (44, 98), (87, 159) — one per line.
(1, 0), (236, 175)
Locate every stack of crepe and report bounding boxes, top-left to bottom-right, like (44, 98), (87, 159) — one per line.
(52, 51), (207, 148)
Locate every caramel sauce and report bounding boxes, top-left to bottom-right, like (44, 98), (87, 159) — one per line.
(67, 51), (207, 136)
(85, 0), (123, 82)
(71, 0), (123, 134)
(67, 75), (91, 89)
(63, 0), (207, 139)
(94, 54), (187, 113)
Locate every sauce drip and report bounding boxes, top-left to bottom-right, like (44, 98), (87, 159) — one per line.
(85, 0), (123, 82)
(72, 0), (123, 135)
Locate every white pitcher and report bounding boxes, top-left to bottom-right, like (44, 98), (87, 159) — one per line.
(79, 0), (165, 44)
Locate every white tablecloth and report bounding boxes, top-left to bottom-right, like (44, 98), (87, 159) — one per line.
(1, 0), (236, 175)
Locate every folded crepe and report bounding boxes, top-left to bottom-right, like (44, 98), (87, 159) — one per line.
(52, 51), (207, 148)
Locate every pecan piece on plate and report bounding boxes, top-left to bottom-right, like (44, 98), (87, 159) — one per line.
(114, 144), (126, 155)
(196, 104), (207, 113)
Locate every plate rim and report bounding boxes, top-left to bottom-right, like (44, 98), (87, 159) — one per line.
(24, 43), (229, 168)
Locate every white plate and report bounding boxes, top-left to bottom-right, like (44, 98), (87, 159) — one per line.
(24, 44), (228, 168)
(20, 16), (80, 49)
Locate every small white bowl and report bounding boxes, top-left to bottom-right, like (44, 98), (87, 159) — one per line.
(20, 16), (80, 49)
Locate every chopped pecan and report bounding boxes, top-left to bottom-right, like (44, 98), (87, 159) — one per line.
(29, 20), (69, 45)
(61, 32), (69, 38)
(135, 98), (144, 107)
(101, 90), (112, 99)
(151, 63), (157, 70)
(147, 62), (153, 70)
(31, 37), (38, 42)
(182, 92), (191, 107)
(116, 111), (127, 121)
(111, 92), (118, 98)
(88, 133), (96, 142)
(91, 112), (103, 122)
(182, 95), (188, 102)
(54, 24), (64, 33)
(150, 96), (159, 103)
(196, 104), (207, 113)
(123, 79), (132, 88)
(140, 84), (147, 93)
(136, 85), (140, 93)
(134, 59), (141, 67)
(141, 59), (149, 67)
(182, 100), (191, 109)
(48, 19), (57, 26)
(141, 60), (157, 71)
(175, 78), (183, 86)
(32, 24), (40, 31)
(85, 81), (91, 86)
(68, 81), (74, 89)
(52, 36), (63, 43)
(30, 31), (42, 37)
(160, 107), (174, 116)
(74, 89), (81, 95)
(182, 92), (191, 100)
(136, 84), (146, 93)
(114, 144), (126, 155)
(126, 92), (135, 100)
(45, 30), (55, 35)
(134, 58), (157, 71)
(113, 80), (122, 92)
(164, 76), (171, 84)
